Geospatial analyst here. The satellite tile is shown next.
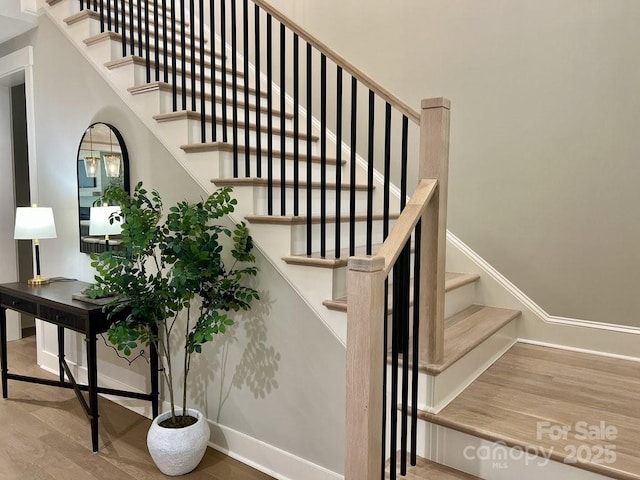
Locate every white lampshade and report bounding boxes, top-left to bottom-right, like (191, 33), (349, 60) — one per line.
(14, 206), (57, 240)
(89, 206), (123, 236)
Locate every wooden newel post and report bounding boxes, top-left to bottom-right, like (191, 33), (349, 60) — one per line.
(419, 97), (451, 364)
(345, 255), (386, 480)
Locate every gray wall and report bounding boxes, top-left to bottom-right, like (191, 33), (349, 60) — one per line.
(265, 0), (640, 326)
(2, 14), (345, 474)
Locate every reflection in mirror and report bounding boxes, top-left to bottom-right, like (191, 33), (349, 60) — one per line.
(77, 122), (129, 254)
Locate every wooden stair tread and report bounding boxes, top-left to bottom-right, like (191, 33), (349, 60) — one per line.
(322, 273), (479, 311)
(106, 55), (247, 88)
(422, 305), (520, 375)
(64, 9), (193, 32)
(128, 82), (294, 119)
(181, 142), (342, 165)
(387, 454), (479, 479)
(154, 110), (318, 141)
(419, 343), (640, 480)
(84, 31), (217, 57)
(211, 177), (370, 190)
(245, 212), (400, 225)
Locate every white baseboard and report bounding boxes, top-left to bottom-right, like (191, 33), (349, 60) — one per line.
(38, 347), (343, 480)
(208, 421), (343, 480)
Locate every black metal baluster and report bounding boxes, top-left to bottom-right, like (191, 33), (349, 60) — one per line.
(292, 33), (299, 214)
(144, 0), (151, 84)
(210, 0), (217, 142)
(305, 42), (312, 254)
(231, 0), (239, 176)
(106, 0), (111, 30)
(383, 102), (391, 239)
(199, 0), (206, 142)
(266, 14), (273, 214)
(154, 0), (160, 82)
(334, 66), (343, 257)
(171, 0), (177, 111)
(411, 220), (421, 466)
(162, 0), (168, 83)
(220, 0), (228, 142)
(401, 116), (408, 209)
(319, 54), (327, 256)
(279, 23), (286, 215)
(179, 0), (187, 109)
(114, 0), (119, 34)
(189, 0), (196, 112)
(366, 90), (375, 255)
(400, 242), (411, 475)
(136, 0), (142, 56)
(349, 77), (357, 256)
(242, 0), (250, 176)
(99, 0), (104, 32)
(121, 0), (127, 57)
(254, 4), (261, 176)
(128, 0), (134, 59)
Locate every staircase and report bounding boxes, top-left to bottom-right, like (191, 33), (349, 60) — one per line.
(39, 1), (590, 479)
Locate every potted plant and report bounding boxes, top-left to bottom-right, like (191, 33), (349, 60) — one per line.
(84, 182), (259, 475)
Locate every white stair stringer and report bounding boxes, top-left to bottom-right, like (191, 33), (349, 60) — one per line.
(44, 0), (398, 345)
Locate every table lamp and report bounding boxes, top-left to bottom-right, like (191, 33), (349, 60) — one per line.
(89, 205), (123, 250)
(14, 205), (57, 286)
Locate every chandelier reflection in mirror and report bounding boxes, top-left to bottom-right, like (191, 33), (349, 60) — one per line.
(83, 125), (122, 178)
(83, 126), (100, 178)
(103, 128), (122, 178)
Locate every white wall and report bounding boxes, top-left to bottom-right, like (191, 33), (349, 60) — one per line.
(262, 0), (640, 327)
(19, 15), (345, 475)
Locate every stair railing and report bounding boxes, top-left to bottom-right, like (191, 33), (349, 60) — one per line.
(71, 1), (450, 477)
(78, 0), (423, 259)
(346, 99), (450, 479)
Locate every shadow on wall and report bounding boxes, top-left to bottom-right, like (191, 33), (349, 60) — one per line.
(187, 288), (280, 424)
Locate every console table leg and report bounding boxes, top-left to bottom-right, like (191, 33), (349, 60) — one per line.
(57, 326), (65, 383)
(0, 307), (7, 399)
(86, 333), (100, 452)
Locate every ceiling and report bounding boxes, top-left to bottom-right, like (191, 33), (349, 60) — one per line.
(0, 1), (39, 46)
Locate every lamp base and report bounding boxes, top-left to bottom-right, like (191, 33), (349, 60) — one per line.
(27, 275), (50, 286)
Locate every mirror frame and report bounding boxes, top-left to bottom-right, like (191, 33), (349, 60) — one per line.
(76, 122), (130, 254)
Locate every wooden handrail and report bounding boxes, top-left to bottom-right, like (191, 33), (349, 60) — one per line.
(251, 0), (421, 124)
(376, 179), (437, 275)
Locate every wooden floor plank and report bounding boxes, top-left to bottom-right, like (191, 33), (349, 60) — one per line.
(386, 454), (480, 479)
(0, 336), (274, 480)
(421, 342), (640, 480)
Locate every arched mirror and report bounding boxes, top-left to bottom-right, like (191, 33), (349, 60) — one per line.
(77, 122), (130, 253)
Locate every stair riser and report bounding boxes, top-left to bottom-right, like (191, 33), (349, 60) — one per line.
(155, 91), (289, 126)
(220, 158), (341, 183)
(252, 185), (371, 217)
(109, 60), (246, 91)
(290, 218), (397, 256)
(183, 148), (341, 183)
(77, 5), (195, 33)
(80, 0), (186, 21)
(386, 321), (517, 414)
(155, 117), (318, 154)
(404, 422), (609, 480)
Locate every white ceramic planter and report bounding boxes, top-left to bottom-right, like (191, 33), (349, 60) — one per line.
(147, 408), (210, 476)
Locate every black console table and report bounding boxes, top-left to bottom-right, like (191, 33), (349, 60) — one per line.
(0, 280), (159, 452)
